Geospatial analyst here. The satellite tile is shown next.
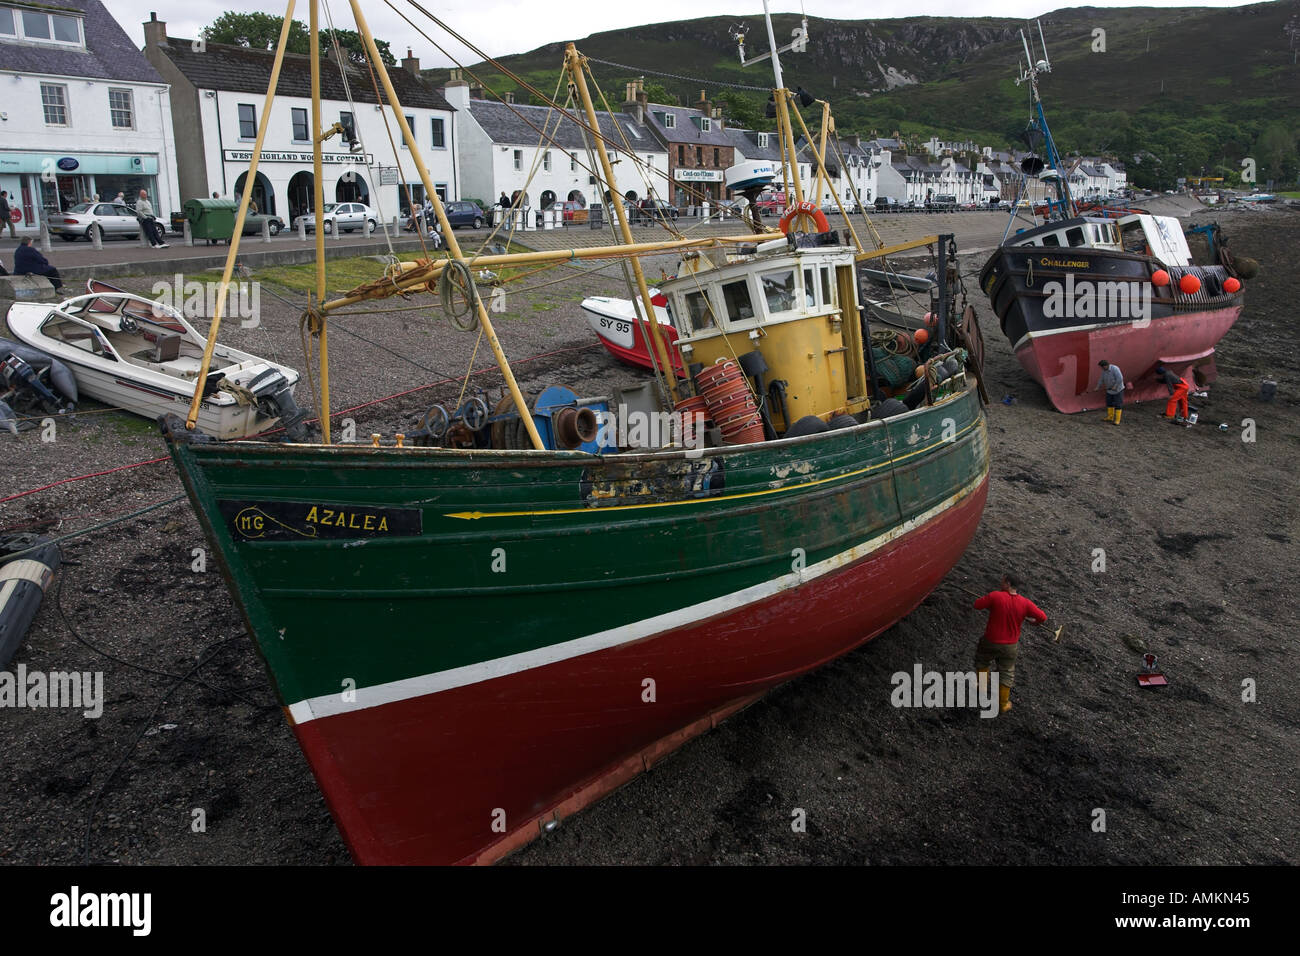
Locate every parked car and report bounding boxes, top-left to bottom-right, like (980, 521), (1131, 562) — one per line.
(240, 211), (285, 236)
(633, 198), (679, 222)
(50, 201), (144, 242)
(436, 200), (486, 229)
(873, 196), (900, 213)
(930, 194), (958, 211)
(293, 202), (376, 234)
(557, 200), (588, 223)
(755, 191), (786, 215)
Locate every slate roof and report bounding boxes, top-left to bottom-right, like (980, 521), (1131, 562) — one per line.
(466, 99), (662, 154)
(157, 37), (451, 111)
(642, 103), (732, 148)
(726, 128), (782, 162)
(0, 0), (162, 83)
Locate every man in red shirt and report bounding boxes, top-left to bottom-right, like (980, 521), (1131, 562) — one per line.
(973, 573), (1048, 714)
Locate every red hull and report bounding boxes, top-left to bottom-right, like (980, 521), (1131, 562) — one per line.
(1014, 305), (1242, 413)
(292, 474), (989, 865)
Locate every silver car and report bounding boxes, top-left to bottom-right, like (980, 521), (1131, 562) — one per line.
(293, 202), (376, 235)
(50, 202), (142, 242)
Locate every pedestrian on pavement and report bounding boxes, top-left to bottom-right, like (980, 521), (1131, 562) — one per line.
(113, 191), (125, 204)
(498, 192), (510, 210)
(973, 573), (1048, 714)
(212, 192), (220, 199)
(1155, 364), (1189, 421)
(0, 191), (14, 239)
(1098, 359), (1124, 425)
(14, 237), (62, 291)
(135, 189), (168, 248)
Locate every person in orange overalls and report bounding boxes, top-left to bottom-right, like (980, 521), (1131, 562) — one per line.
(1156, 365), (1189, 420)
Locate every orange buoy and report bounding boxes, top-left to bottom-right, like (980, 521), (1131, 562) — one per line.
(1179, 274), (1202, 295)
(1151, 269), (1170, 287)
(1223, 277), (1242, 294)
(923, 311), (938, 329)
(913, 328), (930, 346)
(914, 365), (926, 379)
(778, 200), (831, 235)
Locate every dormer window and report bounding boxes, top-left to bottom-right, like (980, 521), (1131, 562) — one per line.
(0, 5), (84, 47)
(701, 117), (711, 132)
(757, 133), (769, 148)
(663, 114), (676, 129)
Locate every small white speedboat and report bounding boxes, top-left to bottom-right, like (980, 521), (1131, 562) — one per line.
(5, 286), (305, 440)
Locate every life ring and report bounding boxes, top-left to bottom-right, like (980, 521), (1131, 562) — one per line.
(778, 201), (830, 235)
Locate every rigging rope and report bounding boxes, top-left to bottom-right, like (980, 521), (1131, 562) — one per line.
(586, 56), (773, 92)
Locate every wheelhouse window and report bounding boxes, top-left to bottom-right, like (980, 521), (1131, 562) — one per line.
(802, 268), (818, 308)
(821, 267), (836, 307)
(1041, 232), (1061, 247)
(683, 290), (715, 333)
(1065, 226), (1086, 247)
(759, 269), (797, 314)
(237, 103), (256, 139)
(720, 279), (755, 323)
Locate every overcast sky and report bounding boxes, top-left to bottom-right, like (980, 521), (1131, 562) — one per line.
(115, 1), (1256, 66)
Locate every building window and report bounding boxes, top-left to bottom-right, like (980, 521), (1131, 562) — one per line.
(677, 145), (685, 165)
(431, 117), (445, 148)
(237, 103), (256, 139)
(713, 148), (720, 167)
(543, 150), (551, 172)
(402, 115), (415, 148)
(696, 147), (703, 165)
(108, 89), (134, 129)
(757, 133), (768, 148)
(40, 83), (69, 126)
(570, 153), (577, 172)
(513, 149), (523, 171)
(663, 114), (676, 129)
(6, 7), (82, 45)
(701, 117), (711, 132)
(291, 107), (309, 141)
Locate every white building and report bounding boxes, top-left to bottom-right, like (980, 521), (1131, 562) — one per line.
(0, 0), (179, 233)
(143, 17), (457, 222)
(447, 79), (668, 213)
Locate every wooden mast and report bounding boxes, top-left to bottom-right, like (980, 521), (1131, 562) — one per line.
(347, 0), (545, 450)
(185, 0), (297, 431)
(564, 44), (679, 405)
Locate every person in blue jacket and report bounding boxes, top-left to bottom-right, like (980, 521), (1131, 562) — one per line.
(14, 238), (61, 291)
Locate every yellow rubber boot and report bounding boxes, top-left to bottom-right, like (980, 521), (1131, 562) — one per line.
(1105, 407), (1114, 422)
(1113, 409), (1122, 426)
(999, 684), (1012, 714)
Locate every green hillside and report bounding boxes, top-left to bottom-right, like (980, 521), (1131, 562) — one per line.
(426, 2), (1300, 189)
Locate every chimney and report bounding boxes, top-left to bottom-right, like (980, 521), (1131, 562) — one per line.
(469, 82), (485, 100)
(444, 68), (470, 111)
(503, 91), (514, 105)
(636, 78), (648, 109)
(143, 12), (167, 48)
(697, 89), (711, 120)
(846, 134), (861, 149)
(623, 78), (644, 125)
(401, 48), (421, 76)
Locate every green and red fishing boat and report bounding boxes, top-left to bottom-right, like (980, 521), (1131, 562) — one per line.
(160, 5), (991, 865)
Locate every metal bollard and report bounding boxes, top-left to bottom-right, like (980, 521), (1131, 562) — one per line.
(297, 217), (307, 241)
(184, 220), (194, 246)
(262, 218), (272, 243)
(332, 219), (341, 241)
(139, 223), (149, 247)
(39, 220), (53, 252)
(92, 224), (104, 250)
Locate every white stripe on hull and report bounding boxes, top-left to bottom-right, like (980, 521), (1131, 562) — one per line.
(286, 463), (989, 725)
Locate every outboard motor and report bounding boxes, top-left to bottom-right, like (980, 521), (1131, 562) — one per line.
(1, 354), (70, 415)
(246, 367), (311, 442)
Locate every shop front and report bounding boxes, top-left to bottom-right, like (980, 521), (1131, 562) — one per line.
(221, 148), (374, 222)
(673, 167), (725, 207)
(0, 151), (161, 232)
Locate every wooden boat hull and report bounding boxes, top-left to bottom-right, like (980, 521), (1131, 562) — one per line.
(164, 384), (988, 864)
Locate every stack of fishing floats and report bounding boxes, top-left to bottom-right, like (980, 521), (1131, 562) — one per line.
(695, 360), (765, 446)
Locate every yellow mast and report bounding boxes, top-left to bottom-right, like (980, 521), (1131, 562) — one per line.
(347, 0), (545, 450)
(775, 90), (804, 206)
(185, 0), (297, 430)
(309, 0), (331, 443)
(565, 45), (679, 405)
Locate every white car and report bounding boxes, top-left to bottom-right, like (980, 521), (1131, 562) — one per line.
(293, 202), (376, 235)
